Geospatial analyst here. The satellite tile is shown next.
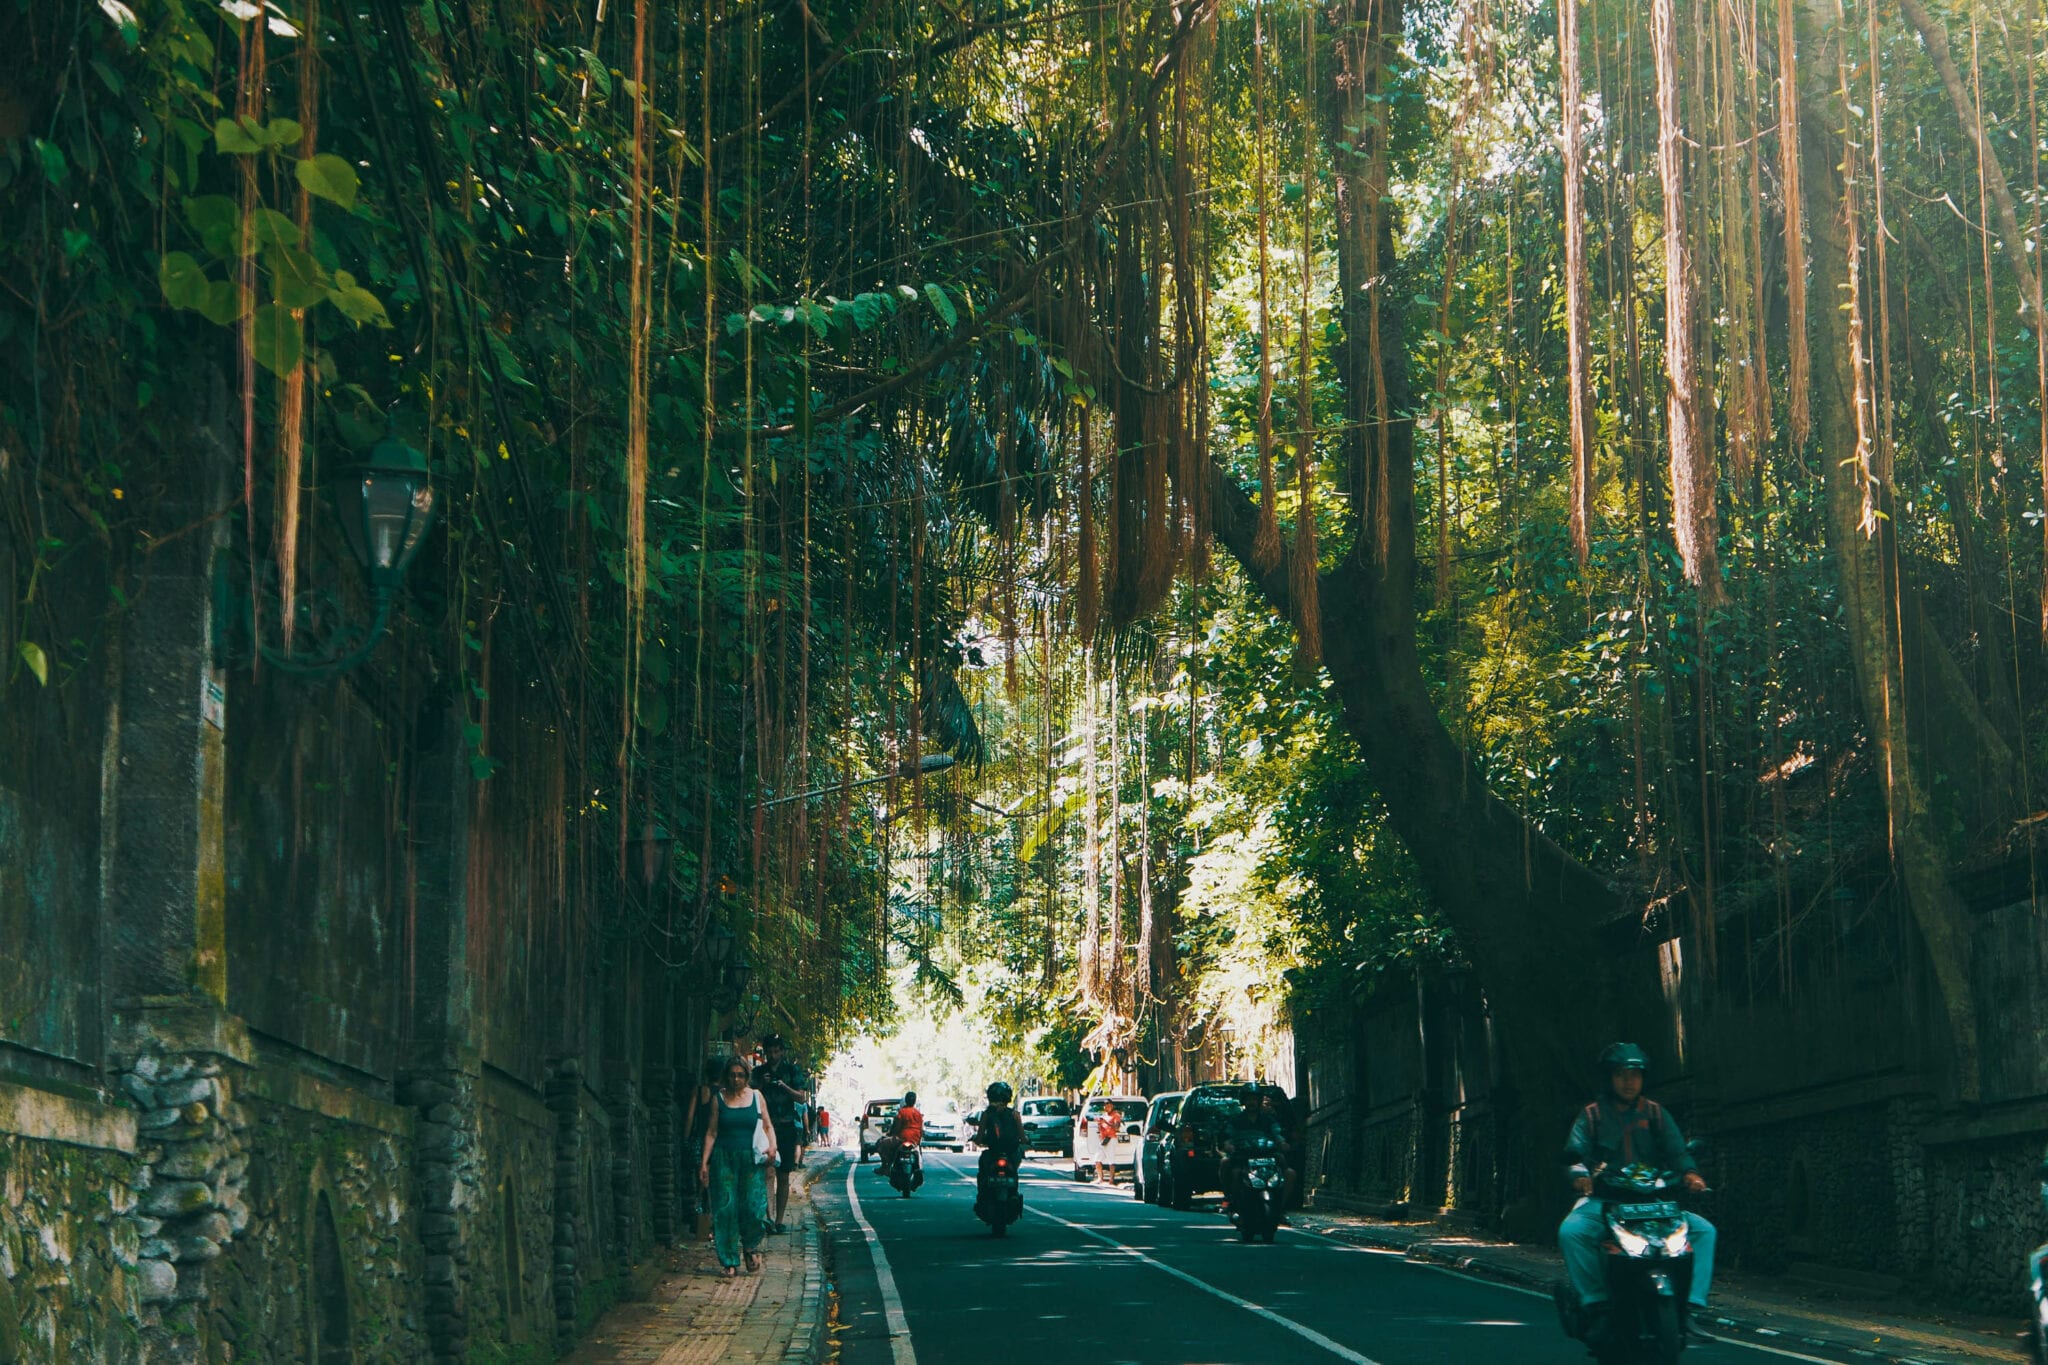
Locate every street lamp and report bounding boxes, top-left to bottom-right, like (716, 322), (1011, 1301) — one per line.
(701, 921), (736, 971)
(626, 822), (674, 891)
(213, 437), (437, 677)
(334, 437), (437, 593)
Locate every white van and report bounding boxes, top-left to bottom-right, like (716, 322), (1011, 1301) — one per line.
(1071, 1094), (1148, 1181)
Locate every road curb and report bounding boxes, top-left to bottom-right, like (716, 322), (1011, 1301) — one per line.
(787, 1159), (840, 1364)
(1308, 1221), (2010, 1365)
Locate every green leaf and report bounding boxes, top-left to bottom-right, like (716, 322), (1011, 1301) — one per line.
(252, 207), (301, 249)
(264, 117), (303, 149)
(17, 641), (48, 686)
(182, 195), (241, 258)
(923, 282), (958, 329)
(30, 139), (67, 186)
(213, 117), (264, 154)
(265, 242), (327, 309)
(329, 281), (391, 329)
(158, 251), (209, 311)
(61, 228), (91, 259)
(196, 280), (249, 326)
(294, 153), (359, 210)
(250, 302), (302, 376)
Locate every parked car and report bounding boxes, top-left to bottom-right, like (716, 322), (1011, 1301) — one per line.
(1072, 1094), (1148, 1181)
(923, 1100), (966, 1152)
(1132, 1091), (1188, 1203)
(858, 1098), (901, 1163)
(1156, 1082), (1297, 1209)
(1018, 1096), (1075, 1155)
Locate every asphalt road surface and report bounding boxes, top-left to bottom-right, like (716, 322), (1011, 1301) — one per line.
(815, 1149), (1868, 1365)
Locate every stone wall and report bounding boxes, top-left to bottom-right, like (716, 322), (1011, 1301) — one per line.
(1923, 1123), (2046, 1309)
(0, 392), (719, 1363)
(1298, 934), (2048, 1316)
(207, 1073), (422, 1363)
(462, 1077), (557, 1364)
(0, 1120), (145, 1364)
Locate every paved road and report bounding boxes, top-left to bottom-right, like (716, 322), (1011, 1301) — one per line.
(815, 1149), (1866, 1365)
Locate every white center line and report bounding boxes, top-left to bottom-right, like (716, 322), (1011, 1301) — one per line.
(845, 1159), (919, 1365)
(930, 1162), (1384, 1365)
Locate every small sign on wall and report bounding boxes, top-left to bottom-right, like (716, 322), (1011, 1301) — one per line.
(202, 669), (225, 730)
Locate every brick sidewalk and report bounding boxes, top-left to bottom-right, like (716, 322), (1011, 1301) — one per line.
(1292, 1206), (2027, 1364)
(560, 1169), (829, 1365)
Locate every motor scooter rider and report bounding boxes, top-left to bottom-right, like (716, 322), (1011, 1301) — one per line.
(976, 1081), (1025, 1177)
(877, 1091), (923, 1176)
(1560, 1043), (1716, 1329)
(1221, 1085), (1295, 1215)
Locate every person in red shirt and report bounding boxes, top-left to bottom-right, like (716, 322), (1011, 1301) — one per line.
(1093, 1106), (1121, 1182)
(878, 1092), (923, 1176)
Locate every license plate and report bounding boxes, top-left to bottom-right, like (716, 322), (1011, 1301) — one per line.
(1617, 1201), (1680, 1219)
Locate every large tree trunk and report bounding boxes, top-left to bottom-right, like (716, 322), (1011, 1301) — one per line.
(1794, 0), (1981, 1098)
(1209, 0), (1667, 1217)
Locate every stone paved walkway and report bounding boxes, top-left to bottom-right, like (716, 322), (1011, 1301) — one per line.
(560, 1169), (828, 1365)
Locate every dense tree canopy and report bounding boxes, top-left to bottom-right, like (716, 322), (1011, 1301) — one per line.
(4, 0), (2046, 1141)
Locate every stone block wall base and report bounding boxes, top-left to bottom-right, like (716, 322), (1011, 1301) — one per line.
(119, 1026), (254, 1363)
(402, 1068), (480, 1365)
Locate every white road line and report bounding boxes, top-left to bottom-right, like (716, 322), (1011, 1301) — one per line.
(1019, 1198), (1388, 1365)
(932, 1165), (1843, 1365)
(845, 1159), (919, 1365)
(1296, 1242), (1850, 1363)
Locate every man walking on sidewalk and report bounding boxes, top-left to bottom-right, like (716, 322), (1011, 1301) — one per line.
(754, 1033), (811, 1233)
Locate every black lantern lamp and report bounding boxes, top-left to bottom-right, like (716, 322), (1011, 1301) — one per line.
(702, 921), (737, 971)
(626, 822), (675, 892)
(335, 436), (437, 594)
(214, 437), (436, 677)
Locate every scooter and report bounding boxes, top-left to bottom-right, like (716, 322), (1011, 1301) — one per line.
(1228, 1136), (1285, 1243)
(887, 1144), (924, 1198)
(975, 1150), (1024, 1236)
(1554, 1161), (1705, 1365)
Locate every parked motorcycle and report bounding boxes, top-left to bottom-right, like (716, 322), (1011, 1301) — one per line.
(887, 1144), (924, 1198)
(1227, 1135), (1285, 1243)
(975, 1151), (1024, 1236)
(1554, 1161), (1706, 1365)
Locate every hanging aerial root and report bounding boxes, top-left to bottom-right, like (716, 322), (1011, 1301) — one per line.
(1652, 0), (1723, 603)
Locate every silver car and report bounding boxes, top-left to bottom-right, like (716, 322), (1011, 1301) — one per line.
(922, 1102), (966, 1152)
(1132, 1091), (1188, 1204)
(1018, 1096), (1075, 1155)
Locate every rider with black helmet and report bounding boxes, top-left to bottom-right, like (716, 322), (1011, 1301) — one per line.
(976, 1081), (1025, 1178)
(1560, 1044), (1716, 1328)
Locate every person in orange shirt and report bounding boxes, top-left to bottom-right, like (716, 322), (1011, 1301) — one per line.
(878, 1091), (924, 1176)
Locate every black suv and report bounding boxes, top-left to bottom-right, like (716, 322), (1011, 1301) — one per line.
(1156, 1082), (1297, 1210)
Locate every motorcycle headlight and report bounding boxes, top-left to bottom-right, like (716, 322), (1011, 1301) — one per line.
(1612, 1225), (1651, 1256)
(1662, 1226), (1690, 1256)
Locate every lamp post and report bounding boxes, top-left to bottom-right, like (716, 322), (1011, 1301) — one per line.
(213, 437), (437, 677)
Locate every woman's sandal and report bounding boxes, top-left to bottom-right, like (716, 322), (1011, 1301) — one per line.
(719, 1265), (738, 1279)
(745, 1252), (764, 1273)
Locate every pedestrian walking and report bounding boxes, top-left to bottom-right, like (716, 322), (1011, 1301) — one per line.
(699, 1055), (775, 1276)
(753, 1034), (811, 1231)
(681, 1056), (724, 1239)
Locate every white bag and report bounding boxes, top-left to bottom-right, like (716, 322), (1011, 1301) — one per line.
(752, 1099), (775, 1166)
